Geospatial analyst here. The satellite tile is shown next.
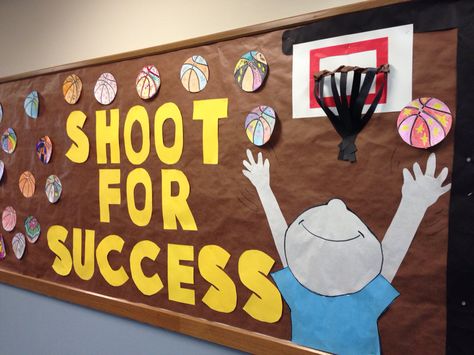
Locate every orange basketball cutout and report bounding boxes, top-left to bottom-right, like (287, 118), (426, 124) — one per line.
(180, 56), (209, 93)
(136, 65), (161, 99)
(19, 171), (36, 198)
(2, 206), (16, 232)
(63, 74), (83, 104)
(397, 97), (453, 149)
(94, 72), (117, 105)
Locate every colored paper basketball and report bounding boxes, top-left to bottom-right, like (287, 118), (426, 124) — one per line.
(397, 97), (453, 149)
(19, 171), (36, 198)
(24, 90), (39, 119)
(36, 136), (53, 164)
(1, 128), (17, 154)
(136, 65), (161, 99)
(94, 72), (117, 105)
(245, 106), (277, 146)
(0, 235), (6, 259)
(0, 160), (4, 182)
(2, 206), (16, 232)
(0, 103), (3, 123)
(12, 232), (26, 259)
(63, 74), (83, 104)
(45, 175), (62, 203)
(234, 50), (268, 92)
(24, 216), (40, 243)
(180, 56), (209, 93)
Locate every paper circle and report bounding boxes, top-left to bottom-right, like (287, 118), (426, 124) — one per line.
(45, 175), (62, 203)
(94, 73), (117, 105)
(397, 98), (453, 149)
(36, 136), (53, 164)
(24, 90), (39, 119)
(0, 160), (4, 182)
(2, 206), (16, 232)
(24, 216), (40, 243)
(19, 171), (36, 198)
(0, 103), (3, 123)
(0, 235), (6, 259)
(1, 128), (17, 154)
(234, 50), (268, 92)
(63, 74), (83, 104)
(12, 232), (26, 259)
(180, 56), (209, 93)
(245, 106), (276, 146)
(136, 65), (161, 99)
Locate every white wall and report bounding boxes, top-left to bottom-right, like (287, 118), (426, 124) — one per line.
(0, 1), (362, 354)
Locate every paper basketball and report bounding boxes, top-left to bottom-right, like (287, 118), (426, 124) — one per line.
(136, 65), (161, 100)
(12, 232), (26, 259)
(19, 171), (36, 198)
(24, 216), (40, 243)
(63, 74), (83, 104)
(94, 72), (117, 105)
(397, 97), (453, 149)
(0, 235), (6, 259)
(1, 128), (17, 154)
(234, 50), (268, 92)
(245, 106), (277, 146)
(2, 206), (16, 232)
(45, 175), (62, 203)
(0, 160), (4, 182)
(24, 90), (39, 119)
(180, 56), (209, 93)
(36, 136), (53, 164)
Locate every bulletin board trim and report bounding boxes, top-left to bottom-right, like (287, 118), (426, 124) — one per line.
(0, 1), (410, 354)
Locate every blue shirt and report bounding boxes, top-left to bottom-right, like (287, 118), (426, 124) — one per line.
(272, 268), (399, 355)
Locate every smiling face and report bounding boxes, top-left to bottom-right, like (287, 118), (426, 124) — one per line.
(284, 198), (383, 296)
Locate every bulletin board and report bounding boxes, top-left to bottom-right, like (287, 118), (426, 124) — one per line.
(0, 1), (472, 354)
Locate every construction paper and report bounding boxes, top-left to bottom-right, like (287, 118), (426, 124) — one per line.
(72, 228), (95, 281)
(0, 103), (3, 123)
(94, 72), (117, 105)
(96, 234), (129, 287)
(45, 175), (62, 203)
(0, 160), (4, 182)
(245, 106), (276, 146)
(63, 74), (83, 104)
(397, 97), (452, 149)
(24, 90), (39, 119)
(24, 216), (40, 243)
(130, 240), (163, 296)
(1, 128), (17, 154)
(292, 24), (413, 118)
(167, 243), (195, 305)
(65, 111), (89, 163)
(0, 235), (6, 259)
(36, 136), (53, 164)
(19, 171), (35, 198)
(136, 65), (161, 100)
(180, 56), (209, 93)
(234, 50), (268, 92)
(2, 206), (16, 232)
(12, 232), (26, 260)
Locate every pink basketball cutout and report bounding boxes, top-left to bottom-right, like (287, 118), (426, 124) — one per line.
(2, 206), (16, 232)
(397, 97), (452, 149)
(136, 65), (161, 99)
(94, 72), (117, 105)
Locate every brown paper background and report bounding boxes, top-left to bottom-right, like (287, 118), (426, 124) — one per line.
(0, 26), (456, 354)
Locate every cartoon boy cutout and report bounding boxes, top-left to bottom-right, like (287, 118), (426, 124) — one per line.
(242, 149), (451, 355)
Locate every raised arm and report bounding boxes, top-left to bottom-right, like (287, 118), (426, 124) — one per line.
(381, 153), (451, 282)
(243, 149), (288, 266)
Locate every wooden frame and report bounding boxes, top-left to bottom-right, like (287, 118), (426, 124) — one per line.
(0, 1), (409, 353)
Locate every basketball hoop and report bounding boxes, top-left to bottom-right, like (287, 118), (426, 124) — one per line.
(313, 64), (389, 162)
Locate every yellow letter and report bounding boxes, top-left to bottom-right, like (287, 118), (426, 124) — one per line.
(99, 169), (121, 223)
(161, 169), (197, 231)
(168, 243), (195, 305)
(192, 98), (228, 164)
(238, 250), (282, 323)
(130, 240), (163, 296)
(198, 245), (236, 313)
(124, 105), (150, 165)
(154, 102), (183, 165)
(126, 168), (152, 227)
(96, 109), (120, 164)
(65, 111), (89, 163)
(96, 234), (129, 287)
(47, 225), (72, 276)
(72, 228), (95, 281)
